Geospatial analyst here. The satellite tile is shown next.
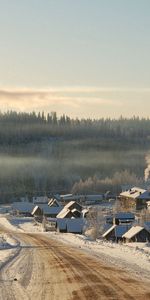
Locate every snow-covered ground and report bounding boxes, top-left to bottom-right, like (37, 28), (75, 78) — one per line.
(0, 214), (150, 281)
(8, 216), (43, 232)
(0, 232), (19, 269)
(0, 214), (43, 269)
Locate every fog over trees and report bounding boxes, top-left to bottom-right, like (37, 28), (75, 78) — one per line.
(0, 111), (149, 202)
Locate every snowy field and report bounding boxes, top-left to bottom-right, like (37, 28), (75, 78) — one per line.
(0, 213), (150, 282)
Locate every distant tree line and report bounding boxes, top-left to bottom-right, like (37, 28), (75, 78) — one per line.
(0, 111), (149, 202)
(0, 111), (150, 145)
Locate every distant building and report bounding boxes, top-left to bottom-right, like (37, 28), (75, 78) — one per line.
(31, 204), (62, 218)
(48, 198), (61, 207)
(33, 196), (49, 204)
(20, 196), (29, 202)
(12, 202), (34, 216)
(119, 187), (150, 210)
(56, 201), (87, 219)
(106, 212), (135, 225)
(53, 194), (104, 205)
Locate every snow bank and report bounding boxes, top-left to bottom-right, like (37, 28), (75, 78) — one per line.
(0, 215), (43, 233)
(0, 233), (19, 269)
(0, 215), (22, 232)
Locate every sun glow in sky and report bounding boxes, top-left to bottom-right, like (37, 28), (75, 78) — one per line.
(1, 0), (150, 118)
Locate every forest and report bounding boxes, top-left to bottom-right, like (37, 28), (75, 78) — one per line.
(0, 111), (150, 202)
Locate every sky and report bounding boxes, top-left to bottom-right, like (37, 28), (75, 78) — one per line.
(0, 0), (150, 118)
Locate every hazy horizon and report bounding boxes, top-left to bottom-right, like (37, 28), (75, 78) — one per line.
(1, 1), (150, 118)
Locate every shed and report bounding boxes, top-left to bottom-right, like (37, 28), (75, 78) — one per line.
(122, 226), (150, 242)
(102, 224), (131, 242)
(33, 196), (49, 204)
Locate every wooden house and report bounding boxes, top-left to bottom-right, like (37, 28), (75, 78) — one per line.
(102, 224), (131, 242)
(31, 204), (62, 218)
(119, 187), (150, 210)
(56, 201), (83, 219)
(123, 225), (150, 242)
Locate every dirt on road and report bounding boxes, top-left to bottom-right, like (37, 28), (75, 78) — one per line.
(0, 231), (150, 300)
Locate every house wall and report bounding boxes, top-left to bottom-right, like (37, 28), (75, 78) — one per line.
(119, 196), (136, 210)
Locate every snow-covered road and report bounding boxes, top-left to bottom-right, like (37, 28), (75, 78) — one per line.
(0, 215), (150, 299)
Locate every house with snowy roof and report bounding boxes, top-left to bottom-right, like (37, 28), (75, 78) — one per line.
(119, 187), (150, 210)
(102, 224), (131, 242)
(122, 225), (150, 242)
(31, 204), (62, 218)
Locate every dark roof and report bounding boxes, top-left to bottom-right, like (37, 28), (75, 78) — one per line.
(32, 204), (62, 215)
(103, 224), (131, 238)
(12, 202), (34, 213)
(115, 212), (135, 220)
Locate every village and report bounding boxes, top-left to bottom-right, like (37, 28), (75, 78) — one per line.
(7, 185), (150, 243)
(1, 185), (150, 299)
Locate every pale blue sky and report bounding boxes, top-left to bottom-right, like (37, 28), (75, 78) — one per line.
(0, 0), (150, 118)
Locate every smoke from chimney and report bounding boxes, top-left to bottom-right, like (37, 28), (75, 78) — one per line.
(145, 154), (150, 181)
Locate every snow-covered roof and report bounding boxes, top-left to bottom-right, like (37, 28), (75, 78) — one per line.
(60, 194), (73, 199)
(64, 201), (82, 213)
(120, 187), (146, 199)
(12, 202), (34, 213)
(56, 208), (71, 218)
(55, 194), (103, 202)
(122, 226), (144, 239)
(102, 225), (116, 237)
(48, 198), (61, 207)
(31, 205), (39, 215)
